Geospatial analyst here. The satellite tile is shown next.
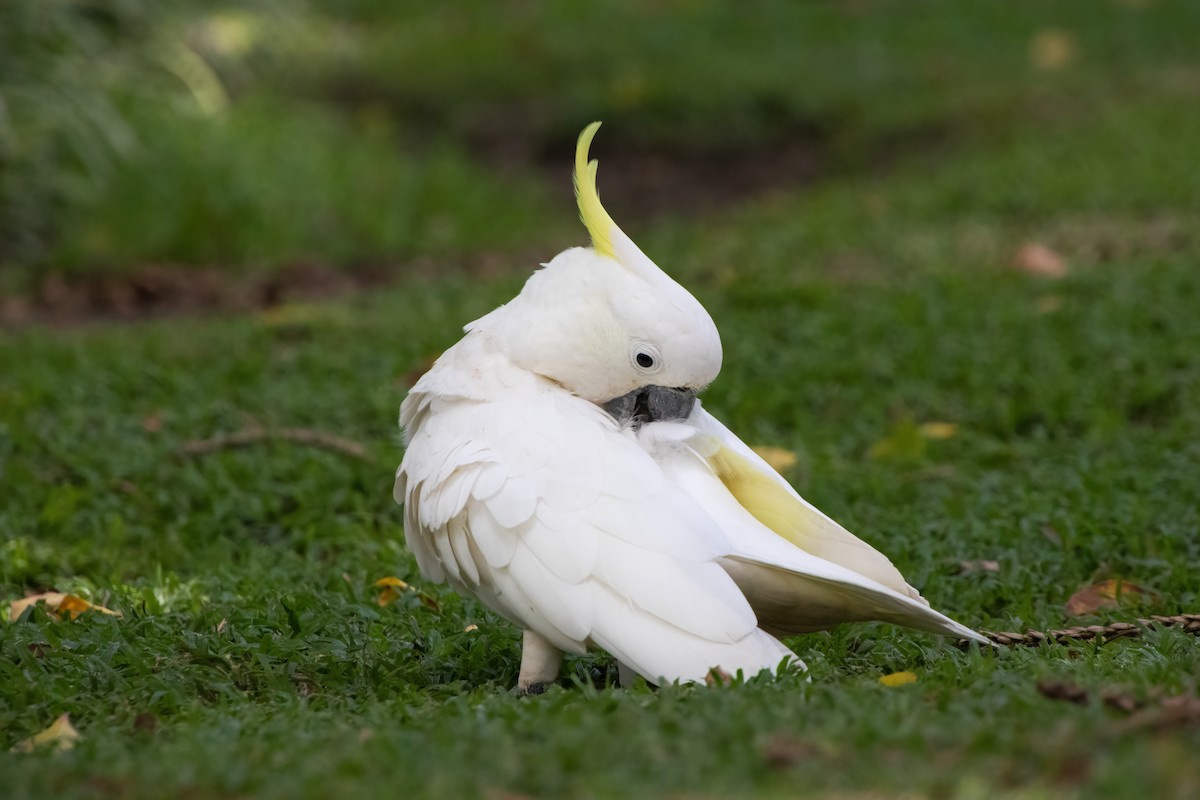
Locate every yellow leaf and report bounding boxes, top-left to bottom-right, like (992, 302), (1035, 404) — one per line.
(464, 624), (479, 632)
(376, 586), (402, 608)
(9, 592), (121, 622)
(372, 576), (408, 589)
(879, 671), (918, 687)
(917, 422), (958, 440)
(750, 445), (797, 473)
(374, 576), (408, 606)
(12, 713), (80, 753)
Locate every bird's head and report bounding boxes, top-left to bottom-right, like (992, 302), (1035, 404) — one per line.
(476, 122), (722, 425)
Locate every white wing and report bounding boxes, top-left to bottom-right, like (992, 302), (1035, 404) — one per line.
(397, 370), (798, 684)
(660, 405), (987, 644)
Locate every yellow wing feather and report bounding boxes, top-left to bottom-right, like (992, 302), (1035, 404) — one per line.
(574, 121), (616, 258)
(709, 445), (924, 600)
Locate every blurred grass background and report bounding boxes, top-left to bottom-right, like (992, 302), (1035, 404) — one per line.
(2, 0), (1197, 293)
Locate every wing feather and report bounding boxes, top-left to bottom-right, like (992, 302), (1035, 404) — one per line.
(690, 408), (926, 603)
(398, 377), (798, 681)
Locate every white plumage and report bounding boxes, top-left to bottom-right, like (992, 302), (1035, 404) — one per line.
(395, 123), (987, 690)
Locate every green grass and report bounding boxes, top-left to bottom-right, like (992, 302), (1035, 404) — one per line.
(7, 0), (1200, 280)
(3, 1), (1200, 797)
(3, 121), (1199, 795)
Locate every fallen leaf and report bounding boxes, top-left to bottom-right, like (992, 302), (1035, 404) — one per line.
(751, 445), (797, 473)
(141, 411), (163, 433)
(374, 576), (407, 608)
(9, 592), (121, 622)
(11, 713), (80, 752)
(917, 422), (958, 440)
(1013, 243), (1069, 278)
(1041, 524), (1064, 546)
(1066, 579), (1158, 616)
(464, 624), (479, 632)
(957, 559), (1001, 574)
(1029, 30), (1077, 70)
(879, 671), (918, 687)
(373, 576), (439, 613)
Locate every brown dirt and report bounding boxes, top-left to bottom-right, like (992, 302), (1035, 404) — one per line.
(2, 262), (392, 328)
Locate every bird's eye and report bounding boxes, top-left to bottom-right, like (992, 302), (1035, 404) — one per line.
(630, 342), (662, 373)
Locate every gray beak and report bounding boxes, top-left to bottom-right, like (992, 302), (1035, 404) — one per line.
(602, 385), (697, 427)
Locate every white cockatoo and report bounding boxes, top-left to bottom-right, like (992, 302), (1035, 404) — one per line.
(396, 122), (987, 692)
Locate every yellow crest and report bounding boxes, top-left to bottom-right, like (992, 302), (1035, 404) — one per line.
(574, 121), (617, 258)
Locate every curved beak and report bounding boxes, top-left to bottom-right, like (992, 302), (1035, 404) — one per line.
(602, 385), (697, 427)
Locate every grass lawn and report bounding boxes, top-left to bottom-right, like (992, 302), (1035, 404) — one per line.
(3, 2), (1200, 798)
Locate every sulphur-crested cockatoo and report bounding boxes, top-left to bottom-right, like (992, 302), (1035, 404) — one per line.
(396, 122), (987, 692)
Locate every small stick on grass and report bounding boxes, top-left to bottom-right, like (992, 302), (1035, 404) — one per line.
(963, 614), (1200, 649)
(177, 428), (372, 461)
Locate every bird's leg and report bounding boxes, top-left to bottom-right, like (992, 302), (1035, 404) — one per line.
(517, 629), (563, 695)
(617, 661), (639, 689)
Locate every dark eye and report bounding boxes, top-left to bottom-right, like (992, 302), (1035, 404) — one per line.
(636, 352), (655, 369)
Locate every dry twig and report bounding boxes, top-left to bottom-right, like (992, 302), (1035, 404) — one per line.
(177, 428), (372, 461)
(966, 614), (1200, 648)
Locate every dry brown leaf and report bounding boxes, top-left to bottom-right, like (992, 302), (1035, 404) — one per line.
(11, 713), (80, 753)
(1066, 579), (1158, 616)
(141, 411), (163, 433)
(879, 671), (918, 687)
(751, 445), (797, 473)
(1030, 30), (1077, 70)
(9, 592), (121, 622)
(1013, 243), (1069, 278)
